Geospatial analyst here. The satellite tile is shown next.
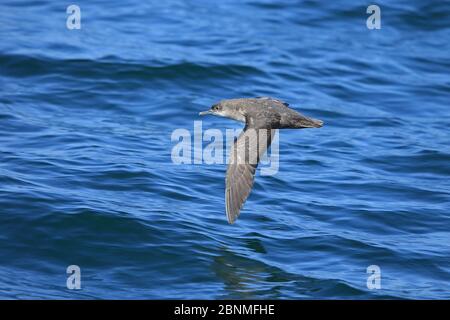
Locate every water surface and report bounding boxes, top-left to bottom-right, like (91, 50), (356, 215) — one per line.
(0, 0), (449, 299)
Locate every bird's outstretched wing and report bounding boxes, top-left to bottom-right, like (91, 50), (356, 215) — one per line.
(225, 126), (275, 224)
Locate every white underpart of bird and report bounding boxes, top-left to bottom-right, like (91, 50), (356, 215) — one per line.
(199, 97), (323, 224)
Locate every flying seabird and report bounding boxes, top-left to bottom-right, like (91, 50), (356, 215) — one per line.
(199, 97), (323, 224)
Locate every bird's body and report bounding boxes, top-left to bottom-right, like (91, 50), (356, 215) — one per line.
(199, 97), (323, 224)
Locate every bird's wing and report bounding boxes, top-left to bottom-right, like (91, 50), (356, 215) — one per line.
(225, 126), (275, 224)
(256, 96), (289, 106)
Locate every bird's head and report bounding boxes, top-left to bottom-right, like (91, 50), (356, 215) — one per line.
(199, 100), (246, 122)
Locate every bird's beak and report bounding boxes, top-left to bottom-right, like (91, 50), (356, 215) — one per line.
(299, 116), (324, 128)
(199, 110), (213, 116)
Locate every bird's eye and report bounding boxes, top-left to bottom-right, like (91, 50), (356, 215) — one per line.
(212, 104), (220, 111)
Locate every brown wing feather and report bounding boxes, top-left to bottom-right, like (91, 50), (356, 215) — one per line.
(225, 127), (274, 224)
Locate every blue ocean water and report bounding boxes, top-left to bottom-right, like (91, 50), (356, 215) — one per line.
(0, 0), (449, 299)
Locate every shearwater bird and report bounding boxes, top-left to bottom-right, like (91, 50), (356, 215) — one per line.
(199, 97), (323, 224)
